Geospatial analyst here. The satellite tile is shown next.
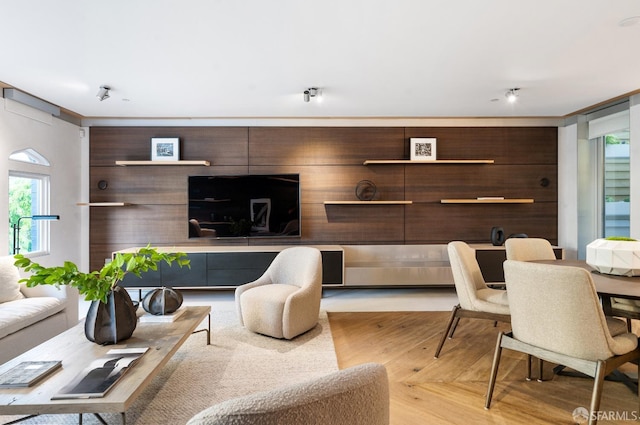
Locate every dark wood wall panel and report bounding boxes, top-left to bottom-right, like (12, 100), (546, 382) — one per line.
(306, 204), (406, 244)
(404, 164), (557, 202)
(90, 165), (247, 204)
(249, 127), (405, 165)
(405, 203), (558, 244)
(405, 127), (557, 164)
(90, 127), (248, 166)
(249, 165), (405, 203)
(89, 125), (558, 270)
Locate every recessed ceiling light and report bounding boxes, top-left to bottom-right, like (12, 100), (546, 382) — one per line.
(505, 88), (520, 103)
(618, 16), (640, 27)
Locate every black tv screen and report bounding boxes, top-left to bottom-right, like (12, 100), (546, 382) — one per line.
(188, 174), (300, 238)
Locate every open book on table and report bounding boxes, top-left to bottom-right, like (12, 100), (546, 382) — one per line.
(51, 347), (148, 400)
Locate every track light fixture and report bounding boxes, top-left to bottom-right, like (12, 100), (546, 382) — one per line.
(505, 88), (520, 103)
(97, 85), (111, 101)
(303, 87), (320, 102)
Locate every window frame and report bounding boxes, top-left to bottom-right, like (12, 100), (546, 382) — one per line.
(8, 170), (53, 256)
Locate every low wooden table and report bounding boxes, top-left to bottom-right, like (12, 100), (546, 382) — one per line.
(0, 305), (211, 424)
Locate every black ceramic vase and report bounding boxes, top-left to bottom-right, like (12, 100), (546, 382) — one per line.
(84, 285), (138, 345)
(490, 227), (505, 246)
(142, 287), (183, 315)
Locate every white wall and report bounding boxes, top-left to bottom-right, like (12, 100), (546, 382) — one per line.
(0, 98), (86, 324)
(557, 124), (578, 259)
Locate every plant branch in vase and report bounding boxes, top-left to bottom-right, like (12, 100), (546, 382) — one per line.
(14, 245), (190, 344)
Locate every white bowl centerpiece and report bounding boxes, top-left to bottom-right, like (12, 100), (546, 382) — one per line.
(586, 237), (640, 277)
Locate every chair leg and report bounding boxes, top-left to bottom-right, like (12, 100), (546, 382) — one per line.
(485, 331), (504, 409)
(588, 360), (607, 425)
(448, 316), (461, 338)
(537, 358), (544, 382)
(526, 355), (532, 381)
(434, 305), (460, 359)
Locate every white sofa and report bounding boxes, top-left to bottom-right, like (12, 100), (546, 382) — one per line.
(0, 256), (71, 365)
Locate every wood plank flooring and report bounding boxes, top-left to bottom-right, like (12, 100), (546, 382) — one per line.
(328, 311), (639, 425)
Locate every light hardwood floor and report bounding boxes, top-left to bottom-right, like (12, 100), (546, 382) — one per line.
(328, 311), (639, 425)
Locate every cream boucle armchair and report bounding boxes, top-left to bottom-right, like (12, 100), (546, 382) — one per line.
(186, 363), (389, 425)
(235, 246), (322, 340)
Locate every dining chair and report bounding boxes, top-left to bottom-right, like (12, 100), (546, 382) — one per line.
(434, 241), (510, 358)
(486, 260), (640, 425)
(504, 237), (556, 261)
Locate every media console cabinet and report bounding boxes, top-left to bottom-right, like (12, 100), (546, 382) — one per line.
(116, 243), (563, 290)
(117, 246), (345, 289)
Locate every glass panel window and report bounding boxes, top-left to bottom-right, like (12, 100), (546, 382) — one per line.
(603, 131), (630, 237)
(8, 172), (52, 255)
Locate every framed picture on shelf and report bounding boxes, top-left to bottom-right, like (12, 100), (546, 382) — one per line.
(151, 137), (180, 161)
(410, 138), (437, 161)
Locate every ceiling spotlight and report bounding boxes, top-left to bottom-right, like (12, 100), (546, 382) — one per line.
(303, 87), (320, 102)
(505, 88), (520, 103)
(97, 85), (111, 101)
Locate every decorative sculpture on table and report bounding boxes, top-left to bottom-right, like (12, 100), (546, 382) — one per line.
(142, 287), (184, 315)
(586, 237), (640, 277)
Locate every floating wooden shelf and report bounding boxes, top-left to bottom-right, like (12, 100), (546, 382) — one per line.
(76, 202), (133, 207)
(363, 159), (494, 165)
(324, 200), (413, 205)
(440, 199), (534, 204)
(115, 160), (210, 166)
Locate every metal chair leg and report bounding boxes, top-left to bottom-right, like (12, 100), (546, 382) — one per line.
(485, 331), (504, 409)
(434, 305), (460, 358)
(588, 360), (606, 425)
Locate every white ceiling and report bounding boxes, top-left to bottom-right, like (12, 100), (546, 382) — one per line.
(1, 0), (639, 119)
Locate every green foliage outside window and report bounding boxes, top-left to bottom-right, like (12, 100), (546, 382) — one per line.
(8, 177), (34, 254)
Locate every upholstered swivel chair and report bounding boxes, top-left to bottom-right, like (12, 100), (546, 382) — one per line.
(186, 363), (389, 425)
(486, 260), (640, 425)
(189, 219), (217, 238)
(504, 237), (557, 261)
(235, 246), (322, 340)
(434, 241), (510, 358)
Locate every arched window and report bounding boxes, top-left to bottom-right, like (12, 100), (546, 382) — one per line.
(9, 148), (50, 166)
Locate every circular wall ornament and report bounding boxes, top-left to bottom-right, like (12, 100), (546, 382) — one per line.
(355, 180), (377, 201)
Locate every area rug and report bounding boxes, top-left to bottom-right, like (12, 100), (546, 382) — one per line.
(0, 310), (339, 425)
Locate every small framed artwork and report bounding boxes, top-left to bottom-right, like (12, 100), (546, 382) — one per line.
(151, 137), (180, 161)
(410, 138), (437, 161)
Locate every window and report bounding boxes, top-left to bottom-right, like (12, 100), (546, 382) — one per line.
(603, 131), (630, 237)
(8, 172), (52, 255)
(578, 108), (630, 258)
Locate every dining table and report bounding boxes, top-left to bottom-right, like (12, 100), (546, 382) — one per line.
(532, 259), (640, 301)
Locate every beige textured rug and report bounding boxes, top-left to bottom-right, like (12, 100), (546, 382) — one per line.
(0, 310), (338, 425)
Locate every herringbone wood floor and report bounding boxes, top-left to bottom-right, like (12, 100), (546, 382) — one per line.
(328, 311), (639, 425)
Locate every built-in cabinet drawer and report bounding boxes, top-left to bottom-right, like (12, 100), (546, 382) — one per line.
(206, 252), (278, 286)
(118, 248), (344, 289)
(475, 247), (564, 282)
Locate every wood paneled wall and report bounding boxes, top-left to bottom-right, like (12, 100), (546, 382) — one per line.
(89, 126), (558, 271)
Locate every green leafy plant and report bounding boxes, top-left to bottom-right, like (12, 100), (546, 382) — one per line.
(14, 245), (190, 303)
(605, 236), (637, 241)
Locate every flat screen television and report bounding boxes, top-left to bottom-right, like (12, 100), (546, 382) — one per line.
(188, 174), (300, 238)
